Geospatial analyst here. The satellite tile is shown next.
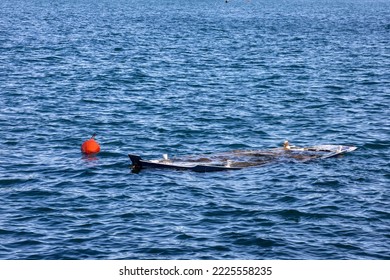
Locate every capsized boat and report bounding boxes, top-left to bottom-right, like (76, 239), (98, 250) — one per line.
(129, 141), (357, 173)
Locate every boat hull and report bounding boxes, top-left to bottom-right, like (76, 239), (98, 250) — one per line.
(129, 144), (357, 173)
(129, 154), (242, 172)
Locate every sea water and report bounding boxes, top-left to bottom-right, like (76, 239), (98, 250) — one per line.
(0, 0), (389, 259)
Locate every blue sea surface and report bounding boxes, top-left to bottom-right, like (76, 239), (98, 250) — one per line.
(0, 0), (389, 259)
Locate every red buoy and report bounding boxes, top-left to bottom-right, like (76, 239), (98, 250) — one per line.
(81, 134), (101, 154)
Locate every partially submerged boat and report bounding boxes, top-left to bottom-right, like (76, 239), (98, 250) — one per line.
(129, 141), (357, 173)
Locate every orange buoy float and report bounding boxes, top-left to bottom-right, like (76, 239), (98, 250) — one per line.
(81, 133), (101, 154)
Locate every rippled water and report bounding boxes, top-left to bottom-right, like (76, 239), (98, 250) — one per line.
(0, 0), (389, 259)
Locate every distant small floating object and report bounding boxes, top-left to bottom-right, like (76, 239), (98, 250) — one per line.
(81, 134), (101, 154)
